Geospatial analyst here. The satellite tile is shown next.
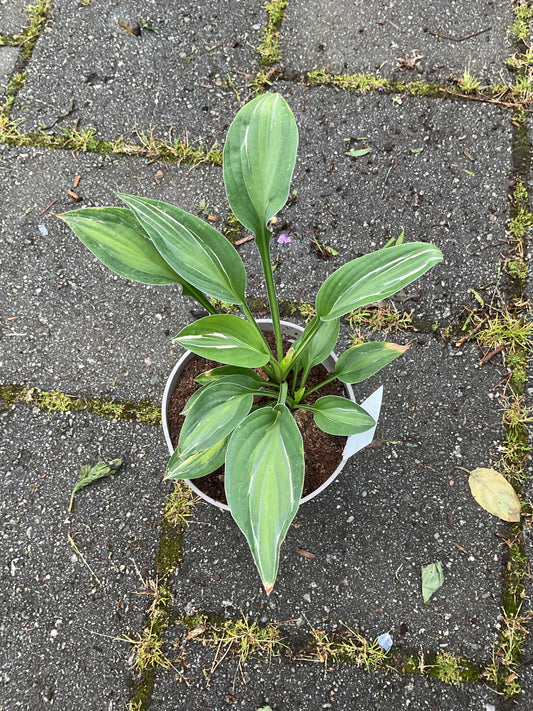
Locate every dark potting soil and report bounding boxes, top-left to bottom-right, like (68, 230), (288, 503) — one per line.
(166, 333), (346, 504)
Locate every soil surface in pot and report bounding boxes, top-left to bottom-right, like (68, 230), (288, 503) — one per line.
(166, 333), (346, 504)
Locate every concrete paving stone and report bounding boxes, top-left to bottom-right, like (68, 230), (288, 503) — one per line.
(152, 643), (502, 711)
(0, 146), (229, 403)
(237, 84), (513, 324)
(169, 338), (507, 659)
(0, 0), (28, 35)
(0, 45), (20, 94)
(281, 0), (514, 84)
(11, 0), (263, 141)
(0, 404), (168, 710)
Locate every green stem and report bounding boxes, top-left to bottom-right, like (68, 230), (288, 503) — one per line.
(240, 299), (283, 382)
(277, 381), (288, 406)
(300, 372), (337, 400)
(279, 316), (321, 380)
(298, 363), (312, 392)
(257, 225), (283, 361)
(193, 291), (218, 314)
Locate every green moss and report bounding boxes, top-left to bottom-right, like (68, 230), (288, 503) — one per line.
(162, 481), (197, 527)
(305, 67), (533, 111)
(0, 385), (161, 425)
(223, 210), (244, 244)
(128, 480), (191, 708)
(506, 258), (528, 283)
(5, 72), (26, 99)
(257, 0), (288, 66)
(0, 35), (18, 47)
(427, 652), (480, 686)
(0, 117), (222, 165)
(306, 69), (447, 98)
(511, 5), (533, 42)
(11, 0), (51, 60)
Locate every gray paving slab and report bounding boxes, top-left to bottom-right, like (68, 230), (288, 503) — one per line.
(11, 0), (263, 140)
(0, 45), (19, 94)
(152, 642), (502, 711)
(0, 404), (168, 710)
(0, 146), (228, 403)
(281, 0), (514, 84)
(0, 0), (27, 35)
(237, 84), (512, 325)
(169, 338), (506, 660)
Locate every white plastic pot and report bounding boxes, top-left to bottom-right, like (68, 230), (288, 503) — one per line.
(162, 319), (382, 510)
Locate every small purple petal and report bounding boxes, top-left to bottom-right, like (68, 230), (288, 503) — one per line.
(377, 633), (393, 652)
(277, 233), (291, 244)
(38, 224), (49, 237)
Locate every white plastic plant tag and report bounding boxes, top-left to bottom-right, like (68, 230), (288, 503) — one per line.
(342, 386), (383, 460)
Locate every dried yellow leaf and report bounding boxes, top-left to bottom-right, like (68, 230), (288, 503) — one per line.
(468, 468), (521, 522)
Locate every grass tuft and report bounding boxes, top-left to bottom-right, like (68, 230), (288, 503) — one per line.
(305, 626), (390, 671)
(348, 306), (415, 336)
(162, 481), (197, 527)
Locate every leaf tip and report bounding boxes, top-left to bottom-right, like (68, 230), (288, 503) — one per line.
(264, 582), (274, 596)
(385, 342), (410, 354)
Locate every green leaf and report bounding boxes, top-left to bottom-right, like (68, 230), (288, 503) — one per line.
(225, 405), (304, 595)
(69, 458), (122, 512)
(421, 561), (444, 603)
(468, 468), (521, 522)
(335, 341), (409, 384)
(179, 377), (260, 455)
(315, 242), (443, 321)
(308, 396), (375, 436)
(174, 315), (272, 367)
(60, 207), (184, 285)
(117, 194), (246, 304)
(410, 147), (424, 154)
(223, 93), (298, 251)
(292, 317), (340, 372)
(165, 438), (227, 480)
(195, 365), (263, 386)
(346, 147), (371, 157)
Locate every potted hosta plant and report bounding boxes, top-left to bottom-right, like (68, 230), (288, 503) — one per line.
(60, 93), (443, 594)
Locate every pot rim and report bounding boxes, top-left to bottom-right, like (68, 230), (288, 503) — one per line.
(162, 318), (356, 510)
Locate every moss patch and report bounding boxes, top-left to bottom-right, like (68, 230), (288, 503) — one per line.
(257, 0), (288, 67)
(0, 385), (161, 425)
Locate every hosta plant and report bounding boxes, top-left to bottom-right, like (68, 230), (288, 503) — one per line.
(60, 93), (443, 594)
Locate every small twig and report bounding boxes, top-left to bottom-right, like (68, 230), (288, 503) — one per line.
(39, 198), (57, 215)
(381, 164), (395, 198)
(492, 372), (513, 392)
(452, 541), (471, 556)
(455, 318), (485, 346)
(445, 90), (522, 110)
(68, 534), (102, 585)
(424, 26), (491, 42)
(234, 234), (255, 246)
(479, 344), (505, 365)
